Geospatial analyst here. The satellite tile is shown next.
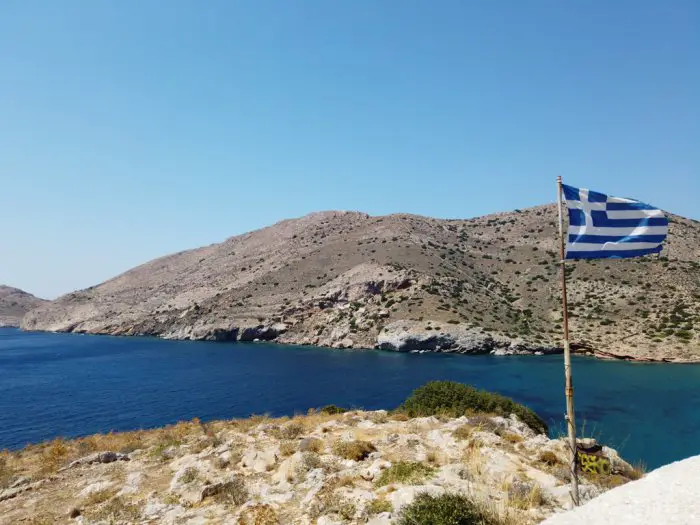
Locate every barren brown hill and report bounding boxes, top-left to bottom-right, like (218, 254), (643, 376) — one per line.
(22, 206), (700, 361)
(0, 286), (47, 328)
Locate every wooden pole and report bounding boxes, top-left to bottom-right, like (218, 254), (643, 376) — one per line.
(557, 176), (580, 507)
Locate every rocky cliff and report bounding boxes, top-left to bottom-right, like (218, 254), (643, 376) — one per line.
(0, 286), (46, 327)
(22, 207), (700, 361)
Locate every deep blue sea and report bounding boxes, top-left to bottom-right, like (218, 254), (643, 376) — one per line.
(1, 328), (698, 469)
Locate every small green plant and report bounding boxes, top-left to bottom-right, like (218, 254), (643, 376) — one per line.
(375, 461), (435, 487)
(396, 381), (547, 435)
(396, 492), (502, 525)
(180, 466), (198, 484)
(367, 498), (393, 514)
(333, 440), (376, 461)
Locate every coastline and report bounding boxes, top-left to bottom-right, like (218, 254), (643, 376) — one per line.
(13, 326), (700, 364)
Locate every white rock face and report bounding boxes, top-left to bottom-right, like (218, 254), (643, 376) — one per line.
(376, 320), (560, 355)
(541, 455), (700, 525)
(78, 480), (113, 498)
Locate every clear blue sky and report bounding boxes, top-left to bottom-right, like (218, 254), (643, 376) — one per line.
(1, 1), (698, 299)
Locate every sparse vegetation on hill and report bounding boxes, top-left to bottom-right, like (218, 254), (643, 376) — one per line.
(21, 206), (700, 361)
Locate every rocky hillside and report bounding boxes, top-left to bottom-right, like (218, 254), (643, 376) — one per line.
(0, 410), (639, 525)
(22, 207), (700, 361)
(0, 286), (46, 327)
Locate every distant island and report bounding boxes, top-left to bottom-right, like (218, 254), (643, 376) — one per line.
(20, 205), (700, 362)
(0, 286), (46, 328)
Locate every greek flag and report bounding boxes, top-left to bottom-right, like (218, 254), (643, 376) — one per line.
(562, 184), (668, 259)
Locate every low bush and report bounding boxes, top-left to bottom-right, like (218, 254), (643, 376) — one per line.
(279, 421), (305, 440)
(320, 405), (347, 415)
(333, 440), (376, 461)
(397, 381), (548, 435)
(210, 477), (249, 506)
(367, 498), (393, 514)
(375, 461), (435, 487)
(538, 450), (561, 466)
(396, 492), (502, 525)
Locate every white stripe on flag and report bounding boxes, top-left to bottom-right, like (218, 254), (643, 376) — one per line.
(566, 241), (663, 252)
(605, 210), (666, 219)
(568, 225), (668, 236)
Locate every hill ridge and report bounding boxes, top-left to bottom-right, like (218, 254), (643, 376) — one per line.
(0, 286), (47, 328)
(21, 204), (700, 362)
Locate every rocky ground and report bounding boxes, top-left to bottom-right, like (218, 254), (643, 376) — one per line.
(0, 410), (641, 525)
(0, 286), (46, 328)
(541, 455), (700, 525)
(21, 207), (700, 361)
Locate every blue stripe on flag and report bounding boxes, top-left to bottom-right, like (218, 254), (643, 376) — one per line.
(606, 202), (657, 211)
(588, 190), (607, 202)
(566, 246), (663, 259)
(569, 209), (586, 226)
(562, 184), (580, 201)
(591, 211), (668, 228)
(568, 234), (667, 244)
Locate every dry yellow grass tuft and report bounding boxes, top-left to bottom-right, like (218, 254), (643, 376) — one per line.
(40, 438), (68, 474)
(83, 488), (118, 506)
(239, 503), (280, 525)
(332, 440), (376, 461)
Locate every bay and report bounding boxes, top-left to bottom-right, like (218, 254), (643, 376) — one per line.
(0, 328), (698, 469)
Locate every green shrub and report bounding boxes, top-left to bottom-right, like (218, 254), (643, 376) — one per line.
(375, 461), (435, 487)
(396, 492), (501, 525)
(397, 381), (547, 435)
(320, 405), (347, 415)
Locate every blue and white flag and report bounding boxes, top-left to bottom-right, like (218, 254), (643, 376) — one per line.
(562, 184), (668, 259)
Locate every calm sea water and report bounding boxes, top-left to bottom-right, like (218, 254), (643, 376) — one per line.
(1, 328), (698, 469)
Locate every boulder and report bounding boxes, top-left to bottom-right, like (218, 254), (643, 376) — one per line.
(239, 324), (288, 342)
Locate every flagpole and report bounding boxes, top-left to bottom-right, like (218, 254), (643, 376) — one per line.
(557, 176), (580, 507)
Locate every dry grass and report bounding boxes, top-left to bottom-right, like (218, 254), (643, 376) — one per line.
(537, 450), (562, 467)
(83, 488), (118, 506)
(584, 472), (630, 490)
(332, 440), (376, 461)
(0, 453), (15, 489)
(83, 496), (141, 523)
(76, 430), (145, 455)
(501, 432), (523, 444)
(300, 437), (324, 454)
(453, 424), (475, 440)
(367, 497), (393, 514)
(239, 503), (280, 525)
(308, 479), (357, 520)
(374, 461), (435, 487)
(209, 477), (249, 507)
(279, 441), (296, 457)
(39, 439), (69, 475)
(505, 479), (549, 510)
(462, 441), (486, 477)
